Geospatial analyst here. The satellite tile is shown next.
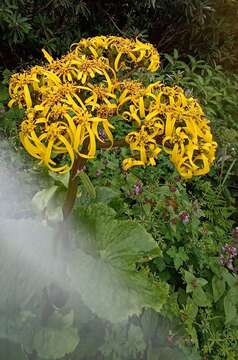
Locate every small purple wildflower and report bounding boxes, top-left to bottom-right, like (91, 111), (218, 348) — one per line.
(134, 180), (143, 195)
(222, 244), (237, 258)
(99, 128), (106, 141)
(0, 108), (5, 113)
(220, 243), (237, 273)
(169, 185), (177, 193)
(179, 211), (190, 224)
(96, 169), (101, 177)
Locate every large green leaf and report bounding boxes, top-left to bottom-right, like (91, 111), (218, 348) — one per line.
(99, 323), (146, 360)
(212, 276), (226, 302)
(70, 204), (168, 322)
(192, 287), (210, 307)
(0, 310), (39, 351)
(71, 317), (105, 360)
(33, 309), (79, 359)
(224, 295), (237, 325)
(96, 186), (120, 204)
(32, 186), (64, 223)
(33, 310), (79, 359)
(32, 186), (59, 212)
(140, 308), (159, 342)
(33, 326), (79, 359)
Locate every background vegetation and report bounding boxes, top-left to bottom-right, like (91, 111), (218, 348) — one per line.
(0, 0), (238, 70)
(0, 1), (238, 359)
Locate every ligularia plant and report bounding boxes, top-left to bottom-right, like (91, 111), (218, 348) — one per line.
(9, 36), (217, 180)
(3, 38), (222, 359)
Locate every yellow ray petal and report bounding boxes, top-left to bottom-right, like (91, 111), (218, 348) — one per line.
(23, 85), (32, 108)
(139, 97), (145, 118)
(114, 52), (123, 72)
(42, 49), (54, 63)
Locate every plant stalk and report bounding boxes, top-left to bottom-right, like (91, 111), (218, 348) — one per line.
(62, 152), (88, 219)
(62, 137), (131, 219)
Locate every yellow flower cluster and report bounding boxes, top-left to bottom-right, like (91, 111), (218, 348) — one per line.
(121, 83), (217, 178)
(8, 36), (216, 178)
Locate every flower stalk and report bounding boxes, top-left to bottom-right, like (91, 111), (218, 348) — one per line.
(63, 137), (126, 219)
(62, 154), (87, 219)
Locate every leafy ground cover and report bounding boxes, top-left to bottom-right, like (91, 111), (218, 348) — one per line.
(0, 47), (238, 360)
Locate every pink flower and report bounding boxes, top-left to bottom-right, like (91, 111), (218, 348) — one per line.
(179, 211), (190, 224)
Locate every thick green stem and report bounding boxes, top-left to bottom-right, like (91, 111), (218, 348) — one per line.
(62, 138), (126, 219)
(62, 154), (87, 219)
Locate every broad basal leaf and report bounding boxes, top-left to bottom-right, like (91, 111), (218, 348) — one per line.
(70, 204), (168, 322)
(0, 310), (39, 351)
(32, 186), (58, 212)
(32, 186), (65, 223)
(96, 186), (120, 204)
(140, 308), (159, 342)
(99, 323), (146, 360)
(33, 326), (79, 359)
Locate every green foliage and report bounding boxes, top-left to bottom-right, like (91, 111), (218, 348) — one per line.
(99, 323), (146, 360)
(78, 171), (96, 199)
(70, 203), (168, 322)
(158, 51), (238, 133)
(0, 0), (90, 65)
(83, 106), (237, 358)
(0, 69), (24, 137)
(156, 51), (238, 218)
(0, 52), (238, 359)
(33, 325), (79, 359)
(1, 0), (238, 69)
(0, 206), (170, 359)
(32, 185), (65, 223)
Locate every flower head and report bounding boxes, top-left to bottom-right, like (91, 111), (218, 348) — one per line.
(8, 36), (216, 177)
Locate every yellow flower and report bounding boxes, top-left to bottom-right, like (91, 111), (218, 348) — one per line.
(96, 103), (117, 119)
(124, 126), (161, 168)
(84, 83), (116, 110)
(122, 158), (145, 171)
(20, 113), (75, 173)
(9, 36), (217, 178)
(70, 108), (114, 158)
(8, 72), (33, 109)
(71, 36), (110, 57)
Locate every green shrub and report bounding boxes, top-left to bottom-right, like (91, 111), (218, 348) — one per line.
(1, 0), (238, 69)
(155, 51), (238, 218)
